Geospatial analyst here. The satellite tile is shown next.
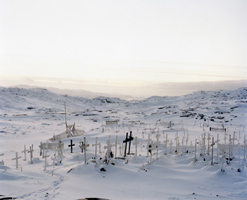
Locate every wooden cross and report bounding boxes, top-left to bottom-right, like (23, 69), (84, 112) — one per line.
(175, 132), (179, 153)
(211, 137), (215, 165)
(164, 134), (169, 155)
(21, 145), (28, 161)
(114, 136), (120, 158)
(127, 131), (134, 155)
(186, 134), (189, 151)
(123, 133), (129, 157)
(133, 136), (139, 156)
(68, 140), (75, 153)
(155, 133), (160, 159)
(43, 151), (49, 171)
(228, 134), (232, 163)
(194, 139), (198, 162)
(146, 134), (152, 157)
(12, 152), (21, 169)
(81, 137), (89, 164)
(0, 153), (4, 165)
(207, 133), (211, 155)
(169, 140), (173, 154)
(28, 145), (34, 164)
(104, 137), (114, 161)
(92, 137), (101, 159)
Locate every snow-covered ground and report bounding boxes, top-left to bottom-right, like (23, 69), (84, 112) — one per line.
(0, 87), (247, 200)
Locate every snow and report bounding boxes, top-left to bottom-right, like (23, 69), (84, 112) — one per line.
(0, 86), (247, 200)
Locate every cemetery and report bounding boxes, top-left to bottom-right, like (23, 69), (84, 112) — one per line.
(0, 87), (247, 199)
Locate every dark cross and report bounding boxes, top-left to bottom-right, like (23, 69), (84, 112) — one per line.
(68, 140), (75, 153)
(123, 132), (129, 157)
(127, 131), (134, 155)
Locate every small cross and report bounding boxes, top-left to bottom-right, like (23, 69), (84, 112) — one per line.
(68, 140), (75, 153)
(12, 152), (21, 169)
(164, 134), (169, 155)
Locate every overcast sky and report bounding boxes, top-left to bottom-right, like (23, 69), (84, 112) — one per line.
(0, 0), (247, 97)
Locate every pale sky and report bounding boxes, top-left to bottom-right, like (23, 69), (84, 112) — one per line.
(0, 0), (247, 97)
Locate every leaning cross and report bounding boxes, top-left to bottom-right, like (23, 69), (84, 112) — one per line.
(68, 140), (75, 153)
(12, 152), (21, 169)
(21, 145), (28, 161)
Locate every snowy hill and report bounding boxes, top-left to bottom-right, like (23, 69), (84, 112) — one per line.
(0, 86), (246, 200)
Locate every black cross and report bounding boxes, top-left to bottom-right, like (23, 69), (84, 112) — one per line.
(123, 131), (134, 157)
(68, 140), (75, 153)
(127, 131), (134, 155)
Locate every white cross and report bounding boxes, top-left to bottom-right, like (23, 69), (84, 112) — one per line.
(186, 134), (189, 151)
(81, 137), (89, 164)
(211, 137), (215, 165)
(175, 132), (179, 153)
(164, 134), (169, 155)
(169, 140), (173, 154)
(92, 137), (101, 159)
(228, 134), (232, 163)
(104, 137), (113, 161)
(207, 133), (211, 155)
(133, 136), (139, 156)
(21, 145), (28, 161)
(155, 133), (160, 159)
(114, 136), (120, 158)
(0, 153), (4, 165)
(28, 145), (34, 164)
(146, 134), (152, 157)
(194, 139), (198, 162)
(12, 152), (21, 169)
(44, 151), (49, 171)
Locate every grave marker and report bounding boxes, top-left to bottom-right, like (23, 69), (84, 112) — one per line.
(28, 145), (34, 164)
(194, 139), (198, 162)
(0, 153), (4, 165)
(44, 151), (49, 171)
(127, 131), (134, 155)
(207, 133), (211, 155)
(68, 140), (75, 153)
(104, 137), (114, 162)
(146, 134), (151, 157)
(81, 137), (89, 164)
(175, 132), (179, 154)
(133, 136), (139, 156)
(164, 134), (169, 155)
(12, 152), (21, 169)
(21, 145), (28, 161)
(114, 136), (120, 158)
(92, 137), (101, 159)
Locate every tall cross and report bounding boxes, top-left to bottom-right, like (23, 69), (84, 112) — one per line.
(0, 153), (4, 165)
(164, 134), (169, 155)
(28, 145), (34, 164)
(21, 145), (28, 161)
(12, 152), (21, 169)
(175, 132), (179, 153)
(228, 134), (231, 163)
(211, 137), (216, 165)
(169, 140), (173, 154)
(123, 133), (129, 157)
(194, 139), (198, 162)
(155, 133), (160, 160)
(43, 151), (49, 171)
(114, 136), (120, 158)
(92, 137), (100, 159)
(186, 134), (189, 151)
(127, 131), (134, 155)
(146, 134), (152, 157)
(81, 137), (89, 164)
(104, 137), (113, 161)
(133, 136), (139, 156)
(68, 140), (75, 153)
(207, 133), (211, 155)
